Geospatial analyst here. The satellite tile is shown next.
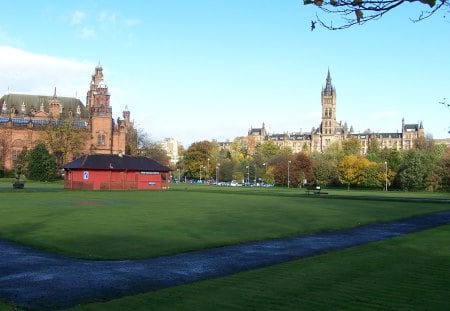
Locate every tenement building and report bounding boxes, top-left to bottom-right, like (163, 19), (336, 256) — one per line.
(246, 70), (424, 155)
(0, 64), (133, 171)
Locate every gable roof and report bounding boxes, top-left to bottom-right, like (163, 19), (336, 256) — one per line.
(64, 154), (171, 172)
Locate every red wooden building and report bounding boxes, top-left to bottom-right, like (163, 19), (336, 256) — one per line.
(63, 154), (171, 190)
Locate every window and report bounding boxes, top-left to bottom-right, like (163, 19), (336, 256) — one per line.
(97, 133), (106, 145)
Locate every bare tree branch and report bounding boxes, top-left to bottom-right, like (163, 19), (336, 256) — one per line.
(304, 0), (449, 30)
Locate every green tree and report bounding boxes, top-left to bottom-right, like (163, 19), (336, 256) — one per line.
(439, 147), (450, 191)
(342, 138), (361, 156)
(367, 138), (382, 162)
(15, 148), (29, 176)
(27, 143), (56, 181)
(396, 150), (427, 191)
(311, 152), (338, 186)
(254, 141), (280, 164)
(380, 148), (403, 173)
(304, 0), (448, 30)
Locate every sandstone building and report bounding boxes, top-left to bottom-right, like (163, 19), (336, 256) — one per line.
(0, 65), (133, 171)
(246, 70), (424, 155)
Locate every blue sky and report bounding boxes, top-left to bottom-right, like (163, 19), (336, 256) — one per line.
(0, 0), (449, 146)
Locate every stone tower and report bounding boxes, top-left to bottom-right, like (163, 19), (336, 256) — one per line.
(86, 64), (113, 153)
(321, 69), (337, 136)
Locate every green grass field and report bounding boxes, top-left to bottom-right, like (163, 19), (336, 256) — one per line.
(0, 183), (449, 259)
(0, 181), (449, 310)
(69, 224), (450, 311)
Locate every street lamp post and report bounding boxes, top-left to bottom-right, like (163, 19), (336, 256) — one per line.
(246, 165), (250, 184)
(207, 158), (210, 182)
(199, 165), (202, 182)
(254, 164), (257, 184)
(288, 160), (291, 188)
(216, 163), (220, 184)
(177, 168), (180, 183)
(262, 162), (267, 184)
(384, 161), (388, 191)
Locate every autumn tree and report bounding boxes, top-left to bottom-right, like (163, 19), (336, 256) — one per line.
(44, 122), (89, 168)
(182, 140), (220, 180)
(251, 141), (284, 183)
(337, 154), (373, 189)
(290, 153), (315, 187)
(139, 142), (171, 166)
(125, 126), (139, 156)
(304, 0), (448, 30)
(229, 137), (248, 163)
(0, 133), (10, 174)
(270, 148), (295, 186)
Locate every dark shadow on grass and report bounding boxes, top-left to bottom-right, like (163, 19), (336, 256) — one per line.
(1, 211), (450, 310)
(171, 187), (450, 204)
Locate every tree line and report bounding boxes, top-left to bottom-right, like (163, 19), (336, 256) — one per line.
(3, 124), (449, 192)
(177, 136), (450, 192)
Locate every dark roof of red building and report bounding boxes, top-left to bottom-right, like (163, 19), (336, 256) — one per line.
(63, 154), (171, 172)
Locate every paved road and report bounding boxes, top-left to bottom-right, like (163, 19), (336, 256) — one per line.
(1, 211), (450, 310)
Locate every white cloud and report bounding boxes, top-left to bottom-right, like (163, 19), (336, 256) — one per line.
(124, 18), (141, 27)
(71, 11), (86, 25)
(0, 46), (94, 101)
(98, 11), (117, 26)
(80, 27), (95, 39)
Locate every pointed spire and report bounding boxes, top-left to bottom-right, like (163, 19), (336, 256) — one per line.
(53, 87), (57, 98)
(323, 68), (334, 96)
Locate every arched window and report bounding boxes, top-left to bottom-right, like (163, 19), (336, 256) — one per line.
(97, 134), (105, 145)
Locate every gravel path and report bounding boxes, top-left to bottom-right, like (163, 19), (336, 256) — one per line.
(1, 211), (450, 310)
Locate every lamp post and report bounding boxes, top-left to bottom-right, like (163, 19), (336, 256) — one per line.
(216, 163), (220, 184)
(177, 168), (180, 183)
(287, 160), (291, 188)
(246, 165), (250, 184)
(384, 161), (388, 191)
(262, 162), (267, 184)
(254, 163), (257, 184)
(199, 165), (202, 182)
(207, 158), (210, 182)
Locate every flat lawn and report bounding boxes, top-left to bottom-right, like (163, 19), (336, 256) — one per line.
(70, 224), (450, 310)
(0, 178), (63, 190)
(0, 182), (449, 259)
